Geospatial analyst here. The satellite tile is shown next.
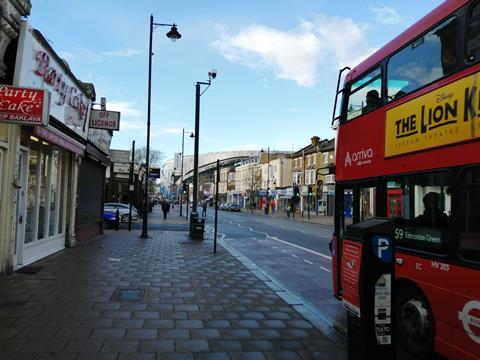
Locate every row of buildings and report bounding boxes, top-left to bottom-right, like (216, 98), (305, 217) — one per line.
(0, 1), (115, 274)
(233, 136), (335, 215)
(159, 136), (336, 216)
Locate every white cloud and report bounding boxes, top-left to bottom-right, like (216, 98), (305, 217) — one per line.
(59, 48), (141, 63)
(107, 101), (143, 118)
(212, 15), (375, 87)
(101, 49), (142, 58)
(150, 126), (183, 138)
(119, 120), (143, 132)
(369, 5), (402, 25)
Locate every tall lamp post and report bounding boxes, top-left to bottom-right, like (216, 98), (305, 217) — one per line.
(261, 147), (270, 214)
(190, 70), (217, 221)
(141, 15), (181, 239)
(180, 129), (194, 217)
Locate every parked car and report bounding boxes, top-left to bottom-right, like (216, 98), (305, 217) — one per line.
(103, 203), (138, 223)
(228, 204), (241, 212)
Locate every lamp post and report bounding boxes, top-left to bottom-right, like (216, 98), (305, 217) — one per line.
(261, 147), (270, 214)
(140, 15), (181, 239)
(180, 129), (194, 217)
(190, 70), (217, 222)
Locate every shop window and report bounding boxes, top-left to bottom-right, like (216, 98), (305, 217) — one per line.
(25, 148), (39, 244)
(37, 148), (50, 240)
(0, 150), (3, 204)
(48, 150), (60, 236)
(458, 167), (480, 263)
(0, 124), (7, 143)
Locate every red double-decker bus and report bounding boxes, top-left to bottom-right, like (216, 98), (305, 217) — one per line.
(331, 1), (480, 359)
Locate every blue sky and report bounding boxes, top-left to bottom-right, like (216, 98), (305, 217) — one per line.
(29, 0), (443, 162)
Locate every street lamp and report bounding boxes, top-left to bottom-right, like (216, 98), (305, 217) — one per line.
(180, 129), (194, 217)
(141, 15), (181, 239)
(190, 69), (217, 225)
(260, 147), (270, 214)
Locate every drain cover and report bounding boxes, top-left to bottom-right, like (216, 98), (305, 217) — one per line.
(115, 289), (144, 301)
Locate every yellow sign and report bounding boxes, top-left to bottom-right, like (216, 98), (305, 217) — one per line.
(385, 72), (480, 157)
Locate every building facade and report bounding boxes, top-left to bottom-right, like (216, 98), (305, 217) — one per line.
(292, 136), (335, 216)
(0, 12), (114, 273)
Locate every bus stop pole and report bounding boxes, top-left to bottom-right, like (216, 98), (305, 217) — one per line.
(214, 159), (219, 253)
(128, 140), (135, 231)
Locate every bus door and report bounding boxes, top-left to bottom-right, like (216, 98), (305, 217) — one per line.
(332, 180), (379, 299)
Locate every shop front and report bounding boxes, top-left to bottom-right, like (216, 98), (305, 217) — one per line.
(9, 21), (93, 269)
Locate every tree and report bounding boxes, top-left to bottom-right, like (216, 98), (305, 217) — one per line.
(134, 146), (164, 167)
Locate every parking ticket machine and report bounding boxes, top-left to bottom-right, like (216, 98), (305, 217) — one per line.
(341, 218), (395, 359)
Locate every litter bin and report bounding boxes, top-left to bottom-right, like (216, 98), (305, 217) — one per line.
(189, 212), (205, 240)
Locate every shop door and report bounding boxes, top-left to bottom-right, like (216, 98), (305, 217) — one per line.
(14, 149), (28, 266)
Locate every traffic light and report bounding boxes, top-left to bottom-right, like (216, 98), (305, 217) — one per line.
(293, 185), (300, 203)
(308, 186), (313, 197)
(182, 182), (188, 195)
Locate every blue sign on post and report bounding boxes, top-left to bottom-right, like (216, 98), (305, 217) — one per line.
(372, 235), (393, 263)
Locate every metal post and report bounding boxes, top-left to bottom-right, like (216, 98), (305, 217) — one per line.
(128, 140), (135, 231)
(180, 129), (185, 217)
(192, 83), (200, 217)
(141, 15), (154, 239)
(214, 159), (219, 253)
(265, 147), (269, 214)
(186, 184), (189, 219)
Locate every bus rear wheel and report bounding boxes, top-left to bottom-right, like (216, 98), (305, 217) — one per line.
(396, 286), (435, 359)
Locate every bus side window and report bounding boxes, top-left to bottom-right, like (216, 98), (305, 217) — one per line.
(388, 171), (451, 253)
(465, 1), (480, 64)
(458, 168), (480, 262)
(359, 186), (376, 222)
(387, 17), (458, 101)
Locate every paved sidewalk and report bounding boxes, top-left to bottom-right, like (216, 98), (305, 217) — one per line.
(0, 227), (346, 359)
(245, 209), (334, 228)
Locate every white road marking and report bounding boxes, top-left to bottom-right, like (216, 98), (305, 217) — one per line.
(268, 236), (332, 260)
(272, 246), (278, 249)
(300, 230), (306, 234)
(281, 250), (287, 253)
(320, 266), (331, 272)
(304, 260), (314, 265)
(291, 254), (298, 258)
(229, 222), (332, 260)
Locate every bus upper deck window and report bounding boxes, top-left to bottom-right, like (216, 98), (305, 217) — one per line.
(466, 2), (480, 63)
(387, 17), (458, 101)
(346, 68), (382, 121)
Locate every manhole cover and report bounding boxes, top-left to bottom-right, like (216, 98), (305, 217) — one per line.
(114, 289), (144, 301)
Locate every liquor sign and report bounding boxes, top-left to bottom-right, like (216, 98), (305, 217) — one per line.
(89, 109), (120, 131)
(0, 85), (50, 126)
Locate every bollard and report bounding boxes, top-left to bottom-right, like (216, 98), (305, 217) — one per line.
(115, 209), (120, 231)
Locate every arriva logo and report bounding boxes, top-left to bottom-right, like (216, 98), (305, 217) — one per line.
(458, 300), (480, 344)
(345, 148), (373, 167)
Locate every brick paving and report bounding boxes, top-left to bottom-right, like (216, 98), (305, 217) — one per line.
(0, 225), (346, 359)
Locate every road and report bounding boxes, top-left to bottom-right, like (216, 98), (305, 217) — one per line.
(203, 208), (347, 334)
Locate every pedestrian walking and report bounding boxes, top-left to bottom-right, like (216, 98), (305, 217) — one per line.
(161, 200), (170, 220)
(202, 201), (207, 217)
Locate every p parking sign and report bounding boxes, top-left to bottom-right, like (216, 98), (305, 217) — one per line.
(372, 235), (393, 263)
